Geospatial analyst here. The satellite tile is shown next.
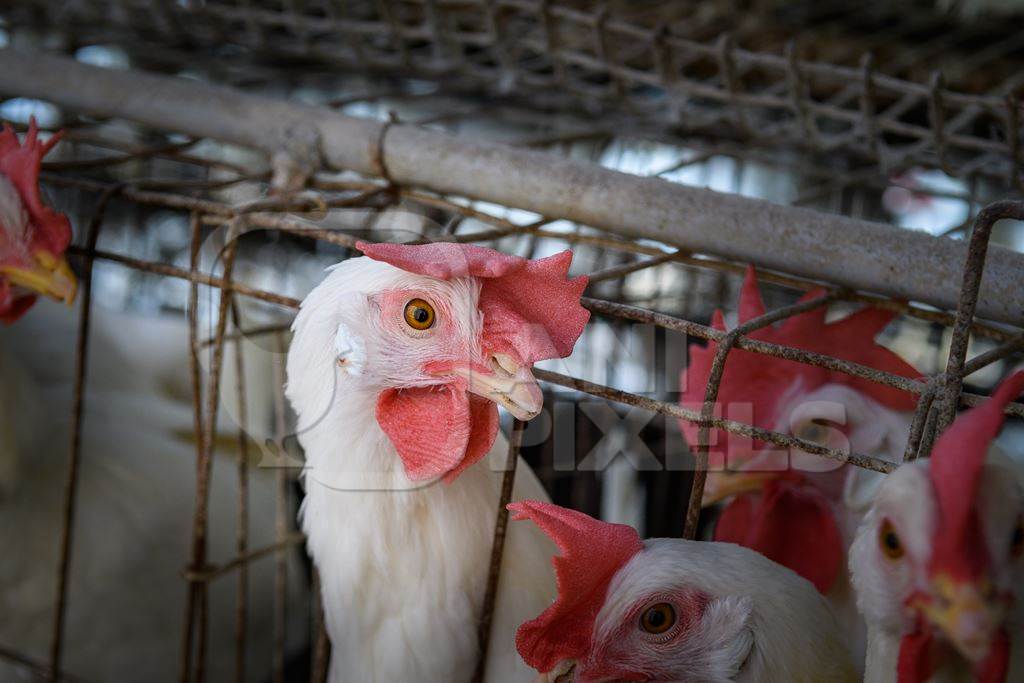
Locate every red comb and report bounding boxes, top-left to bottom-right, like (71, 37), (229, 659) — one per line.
(928, 371), (1024, 581)
(0, 118), (70, 256)
(508, 501), (643, 673)
(680, 267), (920, 461)
(357, 241), (589, 363)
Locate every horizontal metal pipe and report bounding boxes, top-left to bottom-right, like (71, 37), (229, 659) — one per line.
(2, 48), (1022, 324)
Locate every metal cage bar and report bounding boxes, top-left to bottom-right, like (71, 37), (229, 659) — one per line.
(0, 26), (1019, 683)
(6, 1), (1024, 188)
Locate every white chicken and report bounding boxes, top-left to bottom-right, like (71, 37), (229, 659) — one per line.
(850, 371), (1024, 682)
(509, 499), (857, 682)
(285, 240), (590, 681)
(0, 118), (75, 320)
(0, 299), (308, 682)
(680, 266), (921, 667)
(0, 118), (306, 680)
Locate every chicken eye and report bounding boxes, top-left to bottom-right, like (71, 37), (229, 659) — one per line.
(639, 602), (676, 634)
(1011, 517), (1024, 558)
(403, 298), (435, 330)
(879, 519), (904, 560)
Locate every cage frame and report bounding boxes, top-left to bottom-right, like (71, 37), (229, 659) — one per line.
(0, 20), (1021, 683)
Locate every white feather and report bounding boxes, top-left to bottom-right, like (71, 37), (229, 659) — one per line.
(0, 174), (28, 245)
(771, 383), (914, 671)
(0, 300), (306, 682)
(594, 539), (857, 682)
(287, 257), (557, 682)
(850, 448), (1024, 682)
(333, 321), (366, 376)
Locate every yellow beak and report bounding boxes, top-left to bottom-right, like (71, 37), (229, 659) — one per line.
(701, 470), (779, 507)
(443, 353), (544, 421)
(535, 660), (576, 682)
(0, 250), (77, 305)
(915, 575), (1005, 663)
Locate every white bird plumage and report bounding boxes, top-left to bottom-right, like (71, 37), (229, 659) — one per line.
(772, 382), (915, 666)
(850, 372), (1024, 683)
(0, 300), (306, 682)
(850, 451), (1024, 682)
(600, 539), (859, 683)
(511, 501), (858, 683)
(286, 256), (561, 682)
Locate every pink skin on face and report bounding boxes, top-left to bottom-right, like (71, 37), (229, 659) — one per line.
(575, 589), (710, 682)
(370, 287), (496, 482)
(370, 286), (547, 482)
(371, 288), (480, 372)
(348, 242), (588, 483)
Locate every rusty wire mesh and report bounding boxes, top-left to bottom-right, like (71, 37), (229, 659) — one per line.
(5, 0), (1024, 201)
(1, 2), (1023, 682)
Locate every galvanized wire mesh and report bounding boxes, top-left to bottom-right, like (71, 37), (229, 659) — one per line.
(0, 3), (1023, 682)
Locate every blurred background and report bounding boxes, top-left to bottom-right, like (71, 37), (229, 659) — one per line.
(1, 1), (1023, 681)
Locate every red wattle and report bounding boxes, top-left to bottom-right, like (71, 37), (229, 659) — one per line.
(376, 385), (498, 481)
(975, 628), (1010, 683)
(897, 630), (935, 683)
(0, 290), (36, 324)
(713, 478), (842, 593)
(442, 395), (499, 483)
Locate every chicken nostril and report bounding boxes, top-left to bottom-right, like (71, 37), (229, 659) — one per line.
(491, 353), (518, 377)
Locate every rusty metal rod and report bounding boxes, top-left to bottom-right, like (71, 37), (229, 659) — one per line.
(472, 419), (525, 683)
(229, 300), (250, 683)
(533, 369), (896, 474)
(62, 244), (1024, 418)
(181, 533), (307, 583)
(48, 187), (118, 681)
(5, 48), (1024, 324)
(586, 252), (680, 285)
(933, 200), (1024, 438)
(962, 333), (1024, 377)
(683, 293), (837, 539)
(179, 213), (206, 683)
(183, 219), (243, 683)
(42, 173), (1021, 343)
(903, 379), (941, 462)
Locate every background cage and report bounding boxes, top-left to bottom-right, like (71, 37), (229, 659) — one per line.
(0, 1), (1023, 682)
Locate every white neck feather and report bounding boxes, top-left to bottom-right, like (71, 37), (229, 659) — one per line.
(863, 625), (900, 683)
(297, 382), (416, 493)
(295, 378), (503, 682)
(0, 175), (28, 244)
(285, 259), (551, 681)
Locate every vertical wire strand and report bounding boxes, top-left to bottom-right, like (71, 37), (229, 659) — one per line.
(471, 418), (525, 683)
(180, 212), (206, 683)
(272, 331), (289, 683)
(683, 293), (836, 539)
(230, 300), (250, 683)
(930, 201), (1024, 442)
(182, 217), (243, 683)
(48, 186), (119, 682)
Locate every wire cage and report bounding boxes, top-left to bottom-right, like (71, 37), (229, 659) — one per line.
(0, 1), (1023, 682)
